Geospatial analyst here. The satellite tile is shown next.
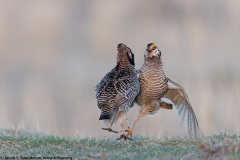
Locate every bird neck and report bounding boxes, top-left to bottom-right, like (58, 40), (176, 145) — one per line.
(144, 56), (163, 67)
(143, 56), (165, 75)
(116, 55), (135, 71)
(116, 60), (135, 71)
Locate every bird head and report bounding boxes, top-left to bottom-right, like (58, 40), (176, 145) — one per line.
(145, 43), (161, 58)
(116, 43), (135, 65)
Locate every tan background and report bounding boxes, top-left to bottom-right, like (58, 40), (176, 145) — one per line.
(0, 0), (239, 137)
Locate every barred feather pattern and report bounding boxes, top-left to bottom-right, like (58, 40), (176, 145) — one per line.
(136, 56), (168, 114)
(114, 70), (140, 112)
(96, 70), (118, 116)
(96, 44), (140, 120)
(135, 49), (199, 137)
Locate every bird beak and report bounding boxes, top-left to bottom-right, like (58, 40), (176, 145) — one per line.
(146, 50), (152, 57)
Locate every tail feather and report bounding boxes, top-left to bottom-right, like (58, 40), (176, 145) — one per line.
(99, 114), (111, 120)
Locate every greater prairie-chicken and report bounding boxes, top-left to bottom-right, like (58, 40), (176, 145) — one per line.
(95, 43), (140, 140)
(127, 43), (199, 138)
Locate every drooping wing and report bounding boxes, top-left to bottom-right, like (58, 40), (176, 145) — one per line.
(162, 78), (199, 138)
(95, 68), (116, 98)
(114, 73), (140, 110)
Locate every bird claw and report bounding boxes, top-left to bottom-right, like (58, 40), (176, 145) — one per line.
(116, 134), (133, 141)
(125, 127), (133, 139)
(102, 128), (118, 133)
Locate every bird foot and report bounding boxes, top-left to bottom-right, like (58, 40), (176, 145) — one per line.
(125, 127), (133, 139)
(160, 101), (173, 109)
(102, 128), (118, 133)
(116, 133), (133, 141)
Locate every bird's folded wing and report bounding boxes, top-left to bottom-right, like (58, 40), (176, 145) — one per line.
(162, 79), (199, 137)
(114, 76), (140, 109)
(95, 70), (116, 98)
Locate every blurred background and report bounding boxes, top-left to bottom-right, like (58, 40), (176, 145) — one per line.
(0, 0), (239, 137)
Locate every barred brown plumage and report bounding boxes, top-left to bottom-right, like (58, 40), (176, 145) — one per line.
(126, 43), (199, 138)
(95, 43), (140, 140)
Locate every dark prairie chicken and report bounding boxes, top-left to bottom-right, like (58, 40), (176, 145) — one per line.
(127, 43), (199, 138)
(95, 43), (140, 140)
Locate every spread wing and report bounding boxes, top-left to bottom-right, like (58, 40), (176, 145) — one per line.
(114, 74), (140, 110)
(162, 78), (199, 138)
(95, 68), (116, 98)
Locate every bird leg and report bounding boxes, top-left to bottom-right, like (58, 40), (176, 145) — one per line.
(126, 107), (148, 138)
(116, 133), (133, 141)
(159, 101), (173, 109)
(116, 113), (133, 141)
(102, 120), (118, 133)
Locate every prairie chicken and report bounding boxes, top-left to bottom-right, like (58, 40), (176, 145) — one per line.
(95, 43), (140, 140)
(127, 43), (199, 138)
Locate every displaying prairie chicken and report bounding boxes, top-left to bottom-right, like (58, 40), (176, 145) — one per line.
(127, 43), (199, 138)
(95, 43), (140, 140)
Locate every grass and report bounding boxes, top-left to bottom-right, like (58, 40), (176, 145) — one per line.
(0, 130), (239, 160)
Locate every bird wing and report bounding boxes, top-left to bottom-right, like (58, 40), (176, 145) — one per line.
(95, 68), (116, 98)
(162, 78), (199, 137)
(114, 74), (140, 110)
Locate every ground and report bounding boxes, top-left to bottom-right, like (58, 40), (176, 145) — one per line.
(0, 130), (239, 160)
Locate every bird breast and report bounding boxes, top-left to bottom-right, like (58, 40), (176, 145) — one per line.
(140, 63), (167, 101)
